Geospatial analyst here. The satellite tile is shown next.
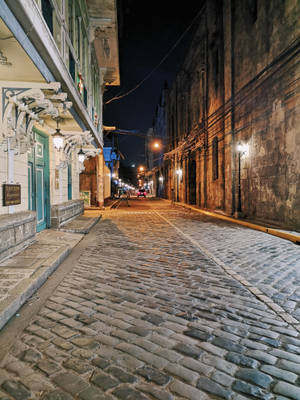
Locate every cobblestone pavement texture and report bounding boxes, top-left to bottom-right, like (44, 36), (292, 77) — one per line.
(0, 199), (300, 400)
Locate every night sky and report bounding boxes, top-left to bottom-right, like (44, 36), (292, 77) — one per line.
(103, 0), (203, 167)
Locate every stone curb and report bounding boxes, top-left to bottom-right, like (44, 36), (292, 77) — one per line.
(58, 216), (102, 234)
(165, 200), (300, 245)
(0, 244), (71, 330)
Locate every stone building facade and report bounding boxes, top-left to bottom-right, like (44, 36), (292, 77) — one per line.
(0, 0), (119, 260)
(163, 0), (300, 231)
(145, 83), (168, 198)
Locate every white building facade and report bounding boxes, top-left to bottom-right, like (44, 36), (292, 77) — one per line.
(0, 0), (119, 260)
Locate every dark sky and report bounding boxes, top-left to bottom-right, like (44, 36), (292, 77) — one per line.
(103, 0), (202, 167)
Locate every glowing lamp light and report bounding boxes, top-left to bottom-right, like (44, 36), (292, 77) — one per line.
(52, 119), (64, 150)
(52, 130), (64, 150)
(139, 166), (144, 172)
(237, 143), (249, 157)
(159, 176), (163, 182)
(78, 148), (85, 163)
(176, 169), (182, 176)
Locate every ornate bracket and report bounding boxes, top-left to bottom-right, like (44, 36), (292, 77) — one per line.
(0, 82), (72, 154)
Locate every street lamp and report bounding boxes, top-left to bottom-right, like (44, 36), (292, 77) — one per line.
(52, 119), (64, 150)
(237, 143), (249, 214)
(152, 140), (161, 150)
(78, 148), (85, 163)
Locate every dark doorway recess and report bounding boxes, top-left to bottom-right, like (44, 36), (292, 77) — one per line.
(188, 158), (196, 204)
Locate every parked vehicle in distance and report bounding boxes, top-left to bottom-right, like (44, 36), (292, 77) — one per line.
(137, 188), (146, 197)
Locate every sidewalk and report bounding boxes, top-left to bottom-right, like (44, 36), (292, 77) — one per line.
(0, 212), (102, 330)
(170, 200), (300, 245)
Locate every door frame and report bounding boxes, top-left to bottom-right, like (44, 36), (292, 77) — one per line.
(29, 128), (50, 232)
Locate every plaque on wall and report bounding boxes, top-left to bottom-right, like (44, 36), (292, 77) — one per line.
(3, 184), (21, 206)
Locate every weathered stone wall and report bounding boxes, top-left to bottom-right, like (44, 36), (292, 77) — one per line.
(163, 0), (300, 230)
(0, 211), (36, 262)
(230, 0), (300, 228)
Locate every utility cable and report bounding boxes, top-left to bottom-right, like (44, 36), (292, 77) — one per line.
(105, 5), (204, 105)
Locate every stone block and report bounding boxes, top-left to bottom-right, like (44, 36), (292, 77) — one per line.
(0, 211), (36, 262)
(51, 200), (84, 229)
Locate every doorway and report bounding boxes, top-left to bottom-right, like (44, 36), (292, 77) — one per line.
(188, 158), (196, 204)
(28, 129), (50, 232)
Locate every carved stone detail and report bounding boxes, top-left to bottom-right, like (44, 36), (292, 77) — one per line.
(1, 83), (72, 154)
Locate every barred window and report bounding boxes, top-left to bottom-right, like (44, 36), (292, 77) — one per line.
(212, 137), (219, 180)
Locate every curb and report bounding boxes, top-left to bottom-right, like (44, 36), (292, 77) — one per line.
(167, 200), (300, 245)
(0, 245), (71, 330)
(108, 199), (121, 209)
(59, 216), (102, 234)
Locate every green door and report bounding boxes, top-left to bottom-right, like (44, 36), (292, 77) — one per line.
(28, 129), (50, 232)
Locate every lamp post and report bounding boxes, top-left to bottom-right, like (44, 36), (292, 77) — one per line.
(236, 143), (249, 215)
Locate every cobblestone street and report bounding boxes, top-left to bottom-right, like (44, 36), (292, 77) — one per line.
(0, 199), (300, 399)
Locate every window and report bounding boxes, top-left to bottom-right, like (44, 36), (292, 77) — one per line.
(69, 50), (75, 81)
(212, 137), (219, 180)
(213, 49), (219, 91)
(41, 0), (53, 34)
(68, 0), (74, 45)
(83, 86), (88, 107)
(243, 0), (258, 26)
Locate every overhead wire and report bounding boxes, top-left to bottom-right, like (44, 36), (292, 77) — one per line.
(104, 5), (204, 105)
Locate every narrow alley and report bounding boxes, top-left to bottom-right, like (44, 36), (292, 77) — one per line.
(0, 199), (300, 400)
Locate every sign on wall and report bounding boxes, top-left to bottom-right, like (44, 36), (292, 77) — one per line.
(3, 184), (21, 206)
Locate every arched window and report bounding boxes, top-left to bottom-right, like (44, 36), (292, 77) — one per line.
(212, 137), (219, 180)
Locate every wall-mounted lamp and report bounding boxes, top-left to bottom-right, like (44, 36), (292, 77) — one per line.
(159, 176), (163, 182)
(78, 148), (85, 163)
(237, 143), (249, 157)
(176, 169), (182, 176)
(52, 119), (64, 150)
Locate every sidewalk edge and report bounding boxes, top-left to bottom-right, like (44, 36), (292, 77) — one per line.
(164, 200), (300, 245)
(0, 245), (71, 331)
